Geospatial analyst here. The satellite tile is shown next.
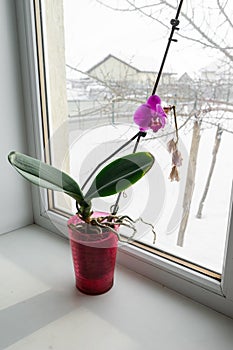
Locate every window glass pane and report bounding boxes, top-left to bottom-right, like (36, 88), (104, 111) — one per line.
(41, 0), (233, 274)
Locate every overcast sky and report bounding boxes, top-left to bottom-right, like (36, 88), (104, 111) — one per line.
(63, 0), (215, 78)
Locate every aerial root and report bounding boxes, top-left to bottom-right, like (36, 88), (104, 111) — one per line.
(69, 214), (156, 244)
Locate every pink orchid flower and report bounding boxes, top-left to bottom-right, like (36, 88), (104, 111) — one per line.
(134, 95), (167, 132)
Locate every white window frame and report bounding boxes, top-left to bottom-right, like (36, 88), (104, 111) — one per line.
(16, 0), (233, 317)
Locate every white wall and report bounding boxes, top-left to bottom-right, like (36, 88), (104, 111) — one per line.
(0, 0), (33, 234)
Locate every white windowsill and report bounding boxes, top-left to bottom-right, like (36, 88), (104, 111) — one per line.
(1, 224), (233, 350)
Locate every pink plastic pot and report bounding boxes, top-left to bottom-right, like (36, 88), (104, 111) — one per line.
(68, 212), (118, 295)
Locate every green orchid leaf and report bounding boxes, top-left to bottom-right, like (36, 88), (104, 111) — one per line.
(85, 152), (154, 199)
(8, 151), (84, 203)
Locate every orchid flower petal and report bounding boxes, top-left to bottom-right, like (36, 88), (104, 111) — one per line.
(167, 139), (177, 153)
(169, 165), (180, 182)
(147, 95), (161, 109)
(133, 104), (152, 130)
(133, 95), (167, 133)
(156, 104), (167, 119)
(172, 150), (183, 167)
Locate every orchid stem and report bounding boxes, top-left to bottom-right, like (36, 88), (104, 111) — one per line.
(111, 131), (147, 215)
(172, 105), (179, 143)
(81, 131), (140, 191)
(152, 0), (184, 95)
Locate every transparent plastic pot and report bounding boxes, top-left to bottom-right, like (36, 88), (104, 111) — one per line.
(68, 212), (118, 295)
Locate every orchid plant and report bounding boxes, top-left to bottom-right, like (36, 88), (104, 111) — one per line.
(8, 150), (155, 238)
(8, 93), (182, 242)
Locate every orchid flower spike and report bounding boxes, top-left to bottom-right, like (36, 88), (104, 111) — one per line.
(134, 95), (167, 132)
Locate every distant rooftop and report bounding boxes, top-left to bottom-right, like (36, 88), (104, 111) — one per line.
(86, 54), (175, 76)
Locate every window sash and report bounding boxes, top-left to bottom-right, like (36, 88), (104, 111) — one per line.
(16, 0), (233, 317)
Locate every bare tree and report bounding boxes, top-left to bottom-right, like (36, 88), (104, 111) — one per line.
(177, 118), (202, 246)
(81, 0), (233, 250)
(96, 0), (233, 64)
(196, 124), (223, 219)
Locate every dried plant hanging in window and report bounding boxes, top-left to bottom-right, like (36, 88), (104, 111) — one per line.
(167, 106), (183, 181)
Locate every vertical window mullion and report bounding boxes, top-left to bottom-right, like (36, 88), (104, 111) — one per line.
(221, 183), (233, 299)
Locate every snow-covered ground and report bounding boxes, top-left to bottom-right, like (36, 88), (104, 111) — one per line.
(68, 120), (233, 273)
